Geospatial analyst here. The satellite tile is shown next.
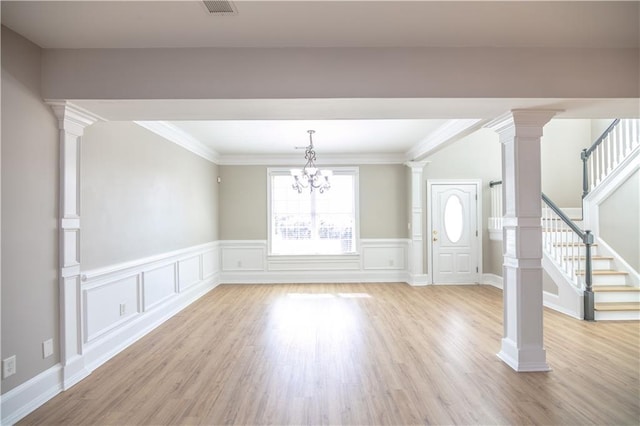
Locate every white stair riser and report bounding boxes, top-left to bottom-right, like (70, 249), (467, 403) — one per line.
(589, 274), (628, 286)
(595, 310), (640, 321)
(595, 292), (640, 303)
(589, 258), (614, 270)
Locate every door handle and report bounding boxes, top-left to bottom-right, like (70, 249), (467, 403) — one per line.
(433, 237), (438, 242)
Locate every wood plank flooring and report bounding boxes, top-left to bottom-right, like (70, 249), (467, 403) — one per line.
(19, 284), (640, 425)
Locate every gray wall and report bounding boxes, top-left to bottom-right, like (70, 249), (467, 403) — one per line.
(423, 128), (502, 273)
(218, 164), (408, 241)
(81, 122), (219, 270)
(599, 170), (640, 272)
(42, 47), (639, 101)
(438, 120), (594, 277)
(359, 165), (408, 239)
(1, 27), (60, 393)
(219, 166), (268, 240)
(541, 119), (591, 208)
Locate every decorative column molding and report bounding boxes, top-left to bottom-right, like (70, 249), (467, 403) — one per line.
(48, 101), (101, 389)
(404, 161), (429, 286)
(486, 110), (558, 372)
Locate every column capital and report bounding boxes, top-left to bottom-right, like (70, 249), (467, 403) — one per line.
(486, 110), (560, 141)
(404, 160), (430, 171)
(47, 100), (102, 137)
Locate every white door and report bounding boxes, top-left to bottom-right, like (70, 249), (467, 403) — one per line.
(431, 184), (479, 284)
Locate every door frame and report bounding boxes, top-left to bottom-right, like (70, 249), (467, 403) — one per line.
(426, 179), (483, 285)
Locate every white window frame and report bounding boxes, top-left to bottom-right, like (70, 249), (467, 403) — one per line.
(267, 166), (360, 257)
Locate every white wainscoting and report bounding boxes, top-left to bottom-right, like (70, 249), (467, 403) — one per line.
(219, 239), (411, 283)
(81, 242), (220, 372)
(1, 242), (221, 426)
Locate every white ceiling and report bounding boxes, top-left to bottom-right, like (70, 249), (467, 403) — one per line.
(168, 119), (448, 155)
(3, 1), (638, 161)
(2, 1), (638, 49)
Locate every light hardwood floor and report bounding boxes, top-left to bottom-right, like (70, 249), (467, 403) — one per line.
(19, 284), (640, 425)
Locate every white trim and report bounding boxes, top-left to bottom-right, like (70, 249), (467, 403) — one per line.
(426, 179), (483, 285)
(407, 273), (430, 286)
(266, 167), (360, 257)
(81, 242), (218, 282)
(584, 143), (639, 222)
(543, 292), (583, 320)
(595, 238), (640, 286)
(220, 270), (409, 284)
(218, 238), (412, 284)
(489, 229), (502, 241)
(135, 121), (220, 164)
(0, 243), (221, 425)
(219, 153), (406, 166)
(1, 364), (63, 426)
(83, 275), (217, 373)
(406, 119), (485, 160)
(482, 273), (503, 289)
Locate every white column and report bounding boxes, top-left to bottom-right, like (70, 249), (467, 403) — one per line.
(405, 161), (429, 285)
(49, 101), (100, 389)
(486, 110), (557, 372)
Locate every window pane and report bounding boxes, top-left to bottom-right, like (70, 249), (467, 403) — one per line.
(270, 171), (356, 255)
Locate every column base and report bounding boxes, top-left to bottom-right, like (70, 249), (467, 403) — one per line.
(497, 338), (551, 372)
(62, 355), (90, 390)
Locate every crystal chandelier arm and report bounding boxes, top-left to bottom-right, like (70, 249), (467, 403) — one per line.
(291, 129), (330, 194)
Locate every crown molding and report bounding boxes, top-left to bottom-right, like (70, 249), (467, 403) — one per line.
(217, 153), (407, 166)
(485, 109), (561, 140)
(405, 118), (485, 160)
(46, 100), (104, 136)
(134, 121), (220, 163)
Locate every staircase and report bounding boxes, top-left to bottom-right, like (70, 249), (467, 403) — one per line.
(543, 214), (640, 320)
(488, 118), (639, 321)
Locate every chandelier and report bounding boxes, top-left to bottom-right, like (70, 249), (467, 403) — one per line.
(291, 130), (332, 193)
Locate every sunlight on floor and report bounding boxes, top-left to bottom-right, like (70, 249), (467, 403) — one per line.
(286, 292), (372, 299)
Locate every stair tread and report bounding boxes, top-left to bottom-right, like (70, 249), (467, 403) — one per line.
(593, 285), (640, 292)
(553, 242), (598, 246)
(576, 270), (628, 275)
(595, 302), (640, 311)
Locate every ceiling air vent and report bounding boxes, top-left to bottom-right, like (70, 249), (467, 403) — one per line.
(202, 0), (238, 16)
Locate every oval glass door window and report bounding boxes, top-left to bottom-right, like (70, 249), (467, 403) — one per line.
(444, 195), (464, 243)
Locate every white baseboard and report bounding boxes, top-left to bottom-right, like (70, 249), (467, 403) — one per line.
(1, 365), (63, 426)
(483, 273), (503, 289)
(219, 239), (412, 284)
(83, 276), (218, 373)
(543, 292), (583, 320)
(1, 243), (220, 426)
(407, 273), (430, 286)
(220, 270), (409, 284)
(482, 272), (584, 319)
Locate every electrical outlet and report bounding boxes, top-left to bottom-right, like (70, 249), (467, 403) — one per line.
(119, 303), (126, 316)
(43, 339), (54, 358)
(3, 356), (16, 378)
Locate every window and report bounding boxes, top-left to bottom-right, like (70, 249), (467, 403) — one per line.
(268, 167), (358, 255)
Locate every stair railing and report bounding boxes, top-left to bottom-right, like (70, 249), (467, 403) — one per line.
(542, 193), (594, 321)
(489, 180), (595, 320)
(582, 119), (640, 198)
